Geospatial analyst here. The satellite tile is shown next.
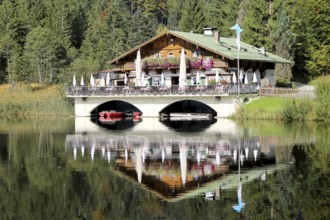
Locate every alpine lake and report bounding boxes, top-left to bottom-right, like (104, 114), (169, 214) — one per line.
(0, 116), (329, 220)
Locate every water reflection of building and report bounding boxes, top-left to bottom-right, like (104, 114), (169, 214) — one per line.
(65, 133), (289, 201)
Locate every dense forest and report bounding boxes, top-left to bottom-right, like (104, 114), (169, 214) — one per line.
(0, 0), (328, 85)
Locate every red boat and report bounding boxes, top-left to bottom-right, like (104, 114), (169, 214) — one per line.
(99, 111), (107, 117)
(133, 112), (142, 117)
(106, 111), (125, 118)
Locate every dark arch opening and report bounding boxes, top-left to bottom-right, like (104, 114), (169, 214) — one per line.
(159, 100), (217, 117)
(90, 100), (142, 130)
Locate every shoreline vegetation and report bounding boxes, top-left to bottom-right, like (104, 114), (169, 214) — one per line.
(0, 75), (328, 122)
(0, 83), (73, 117)
(233, 75), (330, 122)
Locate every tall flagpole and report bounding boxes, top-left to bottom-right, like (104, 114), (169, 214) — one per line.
(230, 24), (243, 97)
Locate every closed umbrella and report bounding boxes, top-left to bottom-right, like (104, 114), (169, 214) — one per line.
(196, 71), (201, 84)
(160, 73), (165, 86)
(73, 74), (76, 86)
(215, 70), (220, 84)
(135, 148), (143, 183)
(232, 71), (237, 84)
(253, 72), (258, 83)
(106, 72), (110, 86)
(239, 70), (244, 83)
(80, 76), (84, 86)
(100, 77), (105, 87)
(179, 143), (187, 185)
(244, 74), (249, 85)
(90, 74), (95, 86)
(141, 72), (145, 86)
(124, 73), (127, 85)
(135, 49), (142, 86)
(179, 48), (187, 87)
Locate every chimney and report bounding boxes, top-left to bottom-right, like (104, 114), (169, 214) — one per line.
(213, 30), (220, 42)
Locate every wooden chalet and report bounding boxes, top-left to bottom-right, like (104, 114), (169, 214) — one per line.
(107, 28), (292, 87)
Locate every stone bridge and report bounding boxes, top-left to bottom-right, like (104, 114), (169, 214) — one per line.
(65, 85), (259, 117)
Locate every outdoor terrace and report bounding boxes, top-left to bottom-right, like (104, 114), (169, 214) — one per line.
(65, 84), (259, 97)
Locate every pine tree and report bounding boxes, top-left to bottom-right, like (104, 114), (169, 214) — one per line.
(206, 0), (241, 37)
(167, 0), (183, 30)
(178, 0), (206, 33)
(242, 0), (273, 50)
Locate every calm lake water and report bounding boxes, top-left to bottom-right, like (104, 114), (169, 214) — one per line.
(0, 117), (329, 220)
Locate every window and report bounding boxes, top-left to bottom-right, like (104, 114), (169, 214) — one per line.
(192, 50), (200, 57)
(168, 52), (174, 58)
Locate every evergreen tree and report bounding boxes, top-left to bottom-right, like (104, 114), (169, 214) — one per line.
(273, 7), (294, 83)
(0, 0), (30, 84)
(167, 0), (183, 31)
(305, 0), (330, 76)
(178, 0), (206, 33)
(242, 0), (273, 50)
(127, 1), (158, 47)
(206, 0), (241, 37)
(23, 27), (58, 83)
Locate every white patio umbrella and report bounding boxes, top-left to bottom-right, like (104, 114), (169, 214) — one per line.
(141, 72), (145, 86)
(253, 72), (258, 83)
(135, 49), (142, 86)
(91, 144), (95, 162)
(244, 74), (249, 85)
(135, 148), (143, 183)
(253, 149), (258, 161)
(73, 146), (77, 160)
(239, 69), (244, 83)
(179, 144), (187, 185)
(90, 74), (95, 86)
(80, 76), (84, 86)
(215, 70), (220, 84)
(124, 73), (128, 85)
(161, 148), (165, 163)
(245, 147), (249, 159)
(179, 48), (187, 87)
(73, 74), (77, 86)
(216, 151), (220, 166)
(232, 71), (237, 84)
(196, 71), (201, 84)
(100, 77), (105, 87)
(160, 73), (165, 86)
(107, 149), (111, 163)
(81, 145), (85, 158)
(106, 72), (110, 86)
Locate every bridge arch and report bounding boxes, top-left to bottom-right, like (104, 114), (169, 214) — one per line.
(90, 100), (141, 116)
(159, 99), (217, 117)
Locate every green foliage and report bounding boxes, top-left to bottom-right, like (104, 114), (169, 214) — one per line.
(0, 0), (328, 85)
(314, 76), (330, 121)
(178, 0), (206, 33)
(281, 98), (314, 122)
(0, 84), (73, 116)
(205, 0), (240, 37)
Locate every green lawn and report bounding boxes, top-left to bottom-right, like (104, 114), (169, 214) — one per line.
(234, 97), (285, 120)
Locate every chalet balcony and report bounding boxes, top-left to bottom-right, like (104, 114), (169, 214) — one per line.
(65, 84), (259, 97)
(121, 57), (221, 71)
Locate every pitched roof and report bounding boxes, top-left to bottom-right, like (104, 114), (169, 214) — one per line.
(109, 30), (293, 64)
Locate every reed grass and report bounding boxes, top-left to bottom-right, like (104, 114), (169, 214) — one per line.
(0, 83), (74, 116)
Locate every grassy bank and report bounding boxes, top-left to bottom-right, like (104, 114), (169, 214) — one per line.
(233, 97), (285, 120)
(0, 83), (74, 116)
(234, 75), (330, 122)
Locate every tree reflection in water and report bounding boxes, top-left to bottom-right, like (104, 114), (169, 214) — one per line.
(0, 118), (329, 219)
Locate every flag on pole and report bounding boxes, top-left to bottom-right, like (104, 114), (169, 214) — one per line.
(230, 24), (243, 50)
